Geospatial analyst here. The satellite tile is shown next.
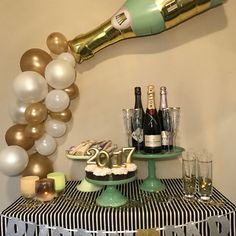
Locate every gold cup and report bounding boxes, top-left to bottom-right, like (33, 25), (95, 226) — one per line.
(35, 178), (56, 203)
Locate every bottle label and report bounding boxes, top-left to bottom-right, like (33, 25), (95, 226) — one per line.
(161, 131), (173, 145)
(145, 135), (161, 147)
(111, 8), (131, 30)
(132, 128), (143, 143)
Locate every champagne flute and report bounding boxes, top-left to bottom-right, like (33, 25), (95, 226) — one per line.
(197, 150), (213, 202)
(169, 107), (180, 151)
(131, 108), (143, 152)
(122, 109), (134, 147)
(182, 151), (197, 200)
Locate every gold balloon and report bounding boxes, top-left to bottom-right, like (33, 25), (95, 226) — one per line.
(22, 152), (53, 178)
(25, 123), (45, 140)
(5, 124), (34, 150)
(63, 83), (79, 100)
(49, 108), (72, 122)
(47, 32), (68, 55)
(25, 103), (48, 124)
(20, 48), (52, 76)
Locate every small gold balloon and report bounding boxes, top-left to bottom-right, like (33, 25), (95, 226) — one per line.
(20, 48), (52, 76)
(47, 32), (68, 55)
(5, 124), (34, 150)
(49, 108), (72, 122)
(64, 83), (79, 100)
(22, 152), (53, 178)
(25, 103), (48, 124)
(25, 123), (45, 140)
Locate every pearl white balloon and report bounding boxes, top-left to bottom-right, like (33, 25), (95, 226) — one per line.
(57, 52), (76, 67)
(45, 90), (70, 112)
(0, 145), (29, 176)
(9, 100), (28, 124)
(13, 71), (48, 103)
(35, 133), (57, 156)
(45, 119), (67, 138)
(45, 59), (75, 89)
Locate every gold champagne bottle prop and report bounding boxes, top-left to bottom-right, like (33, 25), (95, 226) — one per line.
(68, 0), (223, 63)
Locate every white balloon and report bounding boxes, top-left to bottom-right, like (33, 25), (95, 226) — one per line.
(0, 145), (29, 176)
(45, 90), (70, 112)
(45, 119), (67, 138)
(9, 100), (28, 124)
(35, 133), (57, 156)
(45, 59), (75, 89)
(13, 71), (48, 103)
(57, 53), (76, 67)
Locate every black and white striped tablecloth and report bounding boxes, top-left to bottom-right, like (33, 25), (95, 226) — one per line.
(1, 179), (235, 235)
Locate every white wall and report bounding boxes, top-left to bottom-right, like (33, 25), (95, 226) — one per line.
(0, 0), (235, 211)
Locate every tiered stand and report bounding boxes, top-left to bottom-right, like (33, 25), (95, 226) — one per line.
(86, 176), (136, 207)
(66, 147), (184, 206)
(133, 146), (184, 192)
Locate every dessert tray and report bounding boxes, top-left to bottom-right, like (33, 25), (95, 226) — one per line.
(65, 152), (89, 160)
(66, 140), (118, 192)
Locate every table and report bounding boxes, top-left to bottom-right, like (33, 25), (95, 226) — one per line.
(1, 179), (235, 235)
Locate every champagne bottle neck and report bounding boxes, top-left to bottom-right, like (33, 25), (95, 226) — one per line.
(147, 93), (156, 111)
(159, 93), (168, 110)
(68, 19), (135, 63)
(134, 94), (143, 108)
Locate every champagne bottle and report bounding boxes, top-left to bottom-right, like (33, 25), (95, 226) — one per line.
(68, 0), (223, 63)
(143, 85), (162, 154)
(132, 87), (144, 151)
(158, 86), (173, 151)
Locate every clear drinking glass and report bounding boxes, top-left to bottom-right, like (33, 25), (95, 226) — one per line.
(122, 109), (134, 147)
(169, 107), (180, 151)
(131, 108), (143, 152)
(198, 159), (213, 201)
(182, 156), (196, 199)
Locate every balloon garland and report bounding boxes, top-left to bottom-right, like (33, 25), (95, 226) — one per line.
(0, 33), (79, 177)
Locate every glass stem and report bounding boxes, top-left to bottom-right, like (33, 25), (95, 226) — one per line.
(173, 134), (176, 150)
(128, 134), (132, 147)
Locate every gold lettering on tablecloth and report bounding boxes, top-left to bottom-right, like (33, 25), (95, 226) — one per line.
(136, 228), (160, 236)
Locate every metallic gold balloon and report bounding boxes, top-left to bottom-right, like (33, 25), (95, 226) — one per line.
(22, 152), (53, 178)
(5, 124), (34, 150)
(24, 103), (48, 124)
(25, 123), (45, 140)
(47, 32), (68, 55)
(63, 83), (79, 100)
(20, 48), (52, 76)
(49, 108), (72, 122)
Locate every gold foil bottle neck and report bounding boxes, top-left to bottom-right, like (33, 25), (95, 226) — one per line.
(68, 19), (135, 63)
(147, 85), (155, 95)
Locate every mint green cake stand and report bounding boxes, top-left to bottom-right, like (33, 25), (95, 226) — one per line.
(133, 147), (184, 192)
(66, 153), (103, 192)
(86, 176), (136, 207)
